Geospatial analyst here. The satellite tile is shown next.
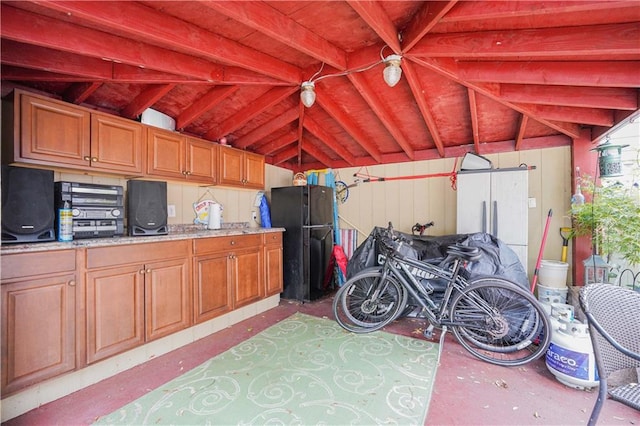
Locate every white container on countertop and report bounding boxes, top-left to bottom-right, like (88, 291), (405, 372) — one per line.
(207, 203), (221, 230)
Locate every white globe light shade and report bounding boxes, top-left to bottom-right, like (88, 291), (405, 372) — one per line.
(300, 81), (316, 107)
(383, 55), (402, 87)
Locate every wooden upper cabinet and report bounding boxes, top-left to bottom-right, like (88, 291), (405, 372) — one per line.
(91, 113), (144, 175)
(19, 92), (91, 168)
(146, 127), (186, 180)
(8, 90), (143, 175)
(147, 127), (217, 184)
(244, 151), (265, 189)
(218, 146), (264, 189)
(186, 137), (217, 184)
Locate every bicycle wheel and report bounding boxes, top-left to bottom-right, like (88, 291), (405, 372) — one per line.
(448, 277), (551, 367)
(332, 268), (407, 333)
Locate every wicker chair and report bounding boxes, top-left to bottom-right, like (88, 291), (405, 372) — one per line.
(580, 284), (640, 425)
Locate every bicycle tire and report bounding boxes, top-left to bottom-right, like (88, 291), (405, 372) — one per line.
(449, 277), (551, 367)
(332, 268), (407, 333)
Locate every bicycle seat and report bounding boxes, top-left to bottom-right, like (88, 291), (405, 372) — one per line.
(446, 244), (482, 262)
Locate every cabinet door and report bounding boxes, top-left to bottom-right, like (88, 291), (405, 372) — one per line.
(145, 258), (191, 341)
(244, 151), (265, 189)
(232, 247), (263, 308)
(91, 113), (144, 175)
(264, 233), (283, 297)
(86, 265), (144, 364)
(20, 93), (91, 167)
(491, 170), (528, 245)
(147, 127), (186, 179)
(218, 146), (244, 186)
(186, 137), (217, 184)
(1, 274), (76, 395)
(456, 172), (491, 234)
(193, 253), (232, 324)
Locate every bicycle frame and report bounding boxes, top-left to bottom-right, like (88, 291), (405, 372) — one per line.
(377, 241), (469, 327)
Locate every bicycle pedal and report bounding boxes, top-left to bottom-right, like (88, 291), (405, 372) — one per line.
(423, 324), (435, 339)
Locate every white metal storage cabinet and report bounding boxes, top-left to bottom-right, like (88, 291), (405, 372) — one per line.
(456, 167), (529, 269)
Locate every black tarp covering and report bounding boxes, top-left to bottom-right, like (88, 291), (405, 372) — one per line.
(346, 227), (528, 290)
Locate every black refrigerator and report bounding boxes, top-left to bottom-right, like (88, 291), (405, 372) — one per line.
(271, 185), (334, 301)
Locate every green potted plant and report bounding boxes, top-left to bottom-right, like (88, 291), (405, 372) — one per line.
(570, 175), (640, 268)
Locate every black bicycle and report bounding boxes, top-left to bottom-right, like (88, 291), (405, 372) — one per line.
(332, 223), (551, 367)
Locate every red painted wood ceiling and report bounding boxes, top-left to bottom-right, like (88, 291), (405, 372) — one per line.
(1, 1), (639, 171)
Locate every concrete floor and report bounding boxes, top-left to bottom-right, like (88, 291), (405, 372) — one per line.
(4, 294), (638, 425)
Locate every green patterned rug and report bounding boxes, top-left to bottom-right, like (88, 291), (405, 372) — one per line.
(95, 313), (439, 425)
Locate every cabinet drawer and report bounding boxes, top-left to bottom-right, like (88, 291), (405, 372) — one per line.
(87, 240), (189, 269)
(263, 232), (282, 246)
(1, 250), (76, 280)
(194, 234), (262, 255)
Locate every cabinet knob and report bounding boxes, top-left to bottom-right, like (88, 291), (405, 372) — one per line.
(91, 157), (98, 162)
(185, 170), (192, 175)
(146, 269), (151, 274)
(182, 170), (187, 175)
(230, 240), (236, 245)
(84, 156), (91, 161)
(68, 280), (76, 286)
(139, 269), (146, 274)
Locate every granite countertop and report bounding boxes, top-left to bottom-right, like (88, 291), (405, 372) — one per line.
(1, 223), (285, 254)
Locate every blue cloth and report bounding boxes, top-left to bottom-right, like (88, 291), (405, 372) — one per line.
(259, 195), (271, 228)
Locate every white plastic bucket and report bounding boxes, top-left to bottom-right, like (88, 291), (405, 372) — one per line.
(537, 284), (568, 304)
(538, 260), (569, 288)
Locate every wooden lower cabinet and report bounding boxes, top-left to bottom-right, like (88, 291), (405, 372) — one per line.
(86, 264), (145, 364)
(264, 233), (283, 296)
(1, 250), (79, 396)
(193, 234), (263, 324)
(85, 241), (191, 364)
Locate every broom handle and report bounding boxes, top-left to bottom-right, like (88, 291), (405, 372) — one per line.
(531, 209), (553, 293)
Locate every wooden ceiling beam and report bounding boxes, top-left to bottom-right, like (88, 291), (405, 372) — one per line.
(234, 107), (298, 150)
(63, 82), (102, 104)
(347, 1), (401, 54)
(205, 86), (298, 140)
(512, 103), (614, 127)
(303, 116), (356, 165)
(1, 5), (223, 82)
(255, 131), (298, 156)
(515, 115), (529, 151)
(315, 85), (383, 163)
(411, 22), (639, 59)
(441, 1), (639, 25)
(347, 73), (414, 159)
(0, 65), (93, 82)
(26, 1), (301, 83)
(200, 1), (347, 71)
(402, 0), (458, 52)
(176, 86), (239, 131)
(301, 138), (336, 168)
(270, 145), (298, 165)
(402, 60), (445, 157)
(121, 84), (176, 119)
(498, 84), (638, 110)
(455, 60), (640, 88)
(411, 56), (582, 138)
(467, 88), (481, 153)
(0, 39), (112, 80)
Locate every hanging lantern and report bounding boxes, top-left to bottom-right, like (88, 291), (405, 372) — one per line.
(583, 254), (610, 285)
(590, 139), (629, 178)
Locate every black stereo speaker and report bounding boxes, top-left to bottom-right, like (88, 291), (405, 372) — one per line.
(127, 180), (168, 236)
(1, 165), (55, 243)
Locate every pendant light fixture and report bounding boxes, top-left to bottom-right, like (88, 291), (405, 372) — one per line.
(382, 54), (402, 87)
(300, 81), (316, 108)
(300, 46), (402, 108)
